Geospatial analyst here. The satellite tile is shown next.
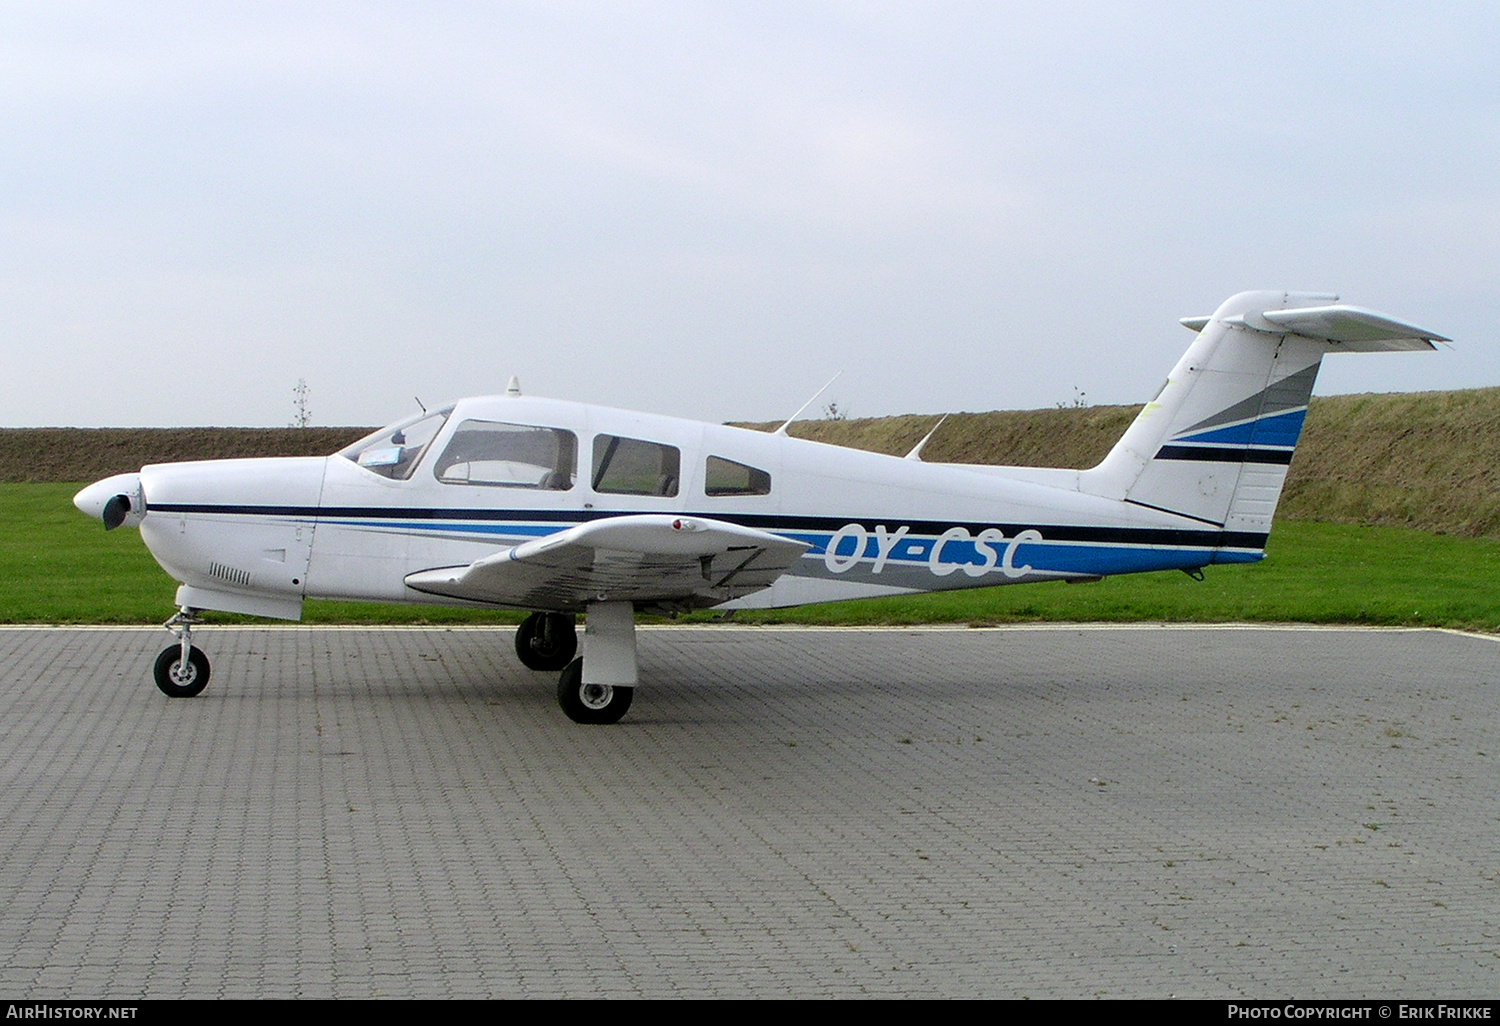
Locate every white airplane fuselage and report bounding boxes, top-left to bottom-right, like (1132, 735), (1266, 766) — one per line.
(117, 394), (1255, 623)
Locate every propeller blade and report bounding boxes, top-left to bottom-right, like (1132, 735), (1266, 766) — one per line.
(101, 494), (131, 531)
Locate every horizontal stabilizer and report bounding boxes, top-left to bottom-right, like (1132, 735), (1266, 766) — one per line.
(1256, 305), (1449, 350)
(405, 514), (809, 611)
(1181, 298), (1448, 351)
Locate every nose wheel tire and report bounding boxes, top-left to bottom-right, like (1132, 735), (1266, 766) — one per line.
(153, 645), (211, 697)
(556, 658), (632, 724)
(515, 612), (579, 672)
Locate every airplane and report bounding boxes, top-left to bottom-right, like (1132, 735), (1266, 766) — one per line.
(73, 290), (1446, 724)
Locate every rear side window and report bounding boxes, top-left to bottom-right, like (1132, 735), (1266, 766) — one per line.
(705, 456), (771, 496)
(433, 420), (577, 489)
(592, 435), (680, 496)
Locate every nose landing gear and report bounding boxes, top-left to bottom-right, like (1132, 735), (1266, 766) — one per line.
(154, 607), (210, 697)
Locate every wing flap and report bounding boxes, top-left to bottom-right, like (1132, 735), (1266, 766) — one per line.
(404, 514), (809, 611)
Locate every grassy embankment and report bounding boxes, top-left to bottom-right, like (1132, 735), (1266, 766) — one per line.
(7, 386), (1499, 629)
(743, 385), (1500, 538)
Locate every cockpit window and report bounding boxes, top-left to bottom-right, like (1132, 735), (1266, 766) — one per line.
(591, 435), (680, 496)
(705, 456), (771, 496)
(433, 420), (576, 489)
(338, 407), (453, 480)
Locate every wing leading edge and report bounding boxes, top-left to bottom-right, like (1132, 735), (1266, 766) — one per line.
(403, 514), (810, 612)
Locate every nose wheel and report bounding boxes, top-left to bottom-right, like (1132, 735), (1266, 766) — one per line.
(155, 607), (210, 697)
(154, 644), (210, 697)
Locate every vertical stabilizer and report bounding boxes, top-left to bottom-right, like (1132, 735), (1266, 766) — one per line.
(1081, 290), (1444, 536)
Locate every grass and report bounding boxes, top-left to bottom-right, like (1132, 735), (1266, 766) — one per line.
(4, 483), (522, 626)
(694, 521), (1500, 631)
(11, 482), (1500, 631)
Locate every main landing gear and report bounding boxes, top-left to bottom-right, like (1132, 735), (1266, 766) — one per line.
(519, 602), (637, 725)
(154, 607), (210, 697)
(556, 658), (633, 725)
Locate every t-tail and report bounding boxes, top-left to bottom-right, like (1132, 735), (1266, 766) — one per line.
(1081, 290), (1447, 554)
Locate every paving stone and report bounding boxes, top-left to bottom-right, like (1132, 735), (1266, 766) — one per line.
(0, 624), (1495, 998)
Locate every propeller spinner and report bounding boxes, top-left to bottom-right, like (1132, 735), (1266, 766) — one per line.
(74, 473), (145, 531)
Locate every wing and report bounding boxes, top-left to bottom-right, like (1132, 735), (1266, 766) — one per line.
(403, 514), (810, 612)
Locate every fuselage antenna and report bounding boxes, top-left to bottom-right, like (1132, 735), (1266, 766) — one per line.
(904, 414), (949, 461)
(414, 397), (427, 414)
(774, 371), (843, 436)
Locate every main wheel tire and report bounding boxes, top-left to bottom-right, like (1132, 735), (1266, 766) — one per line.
(556, 658), (633, 724)
(153, 644), (210, 698)
(514, 612), (578, 672)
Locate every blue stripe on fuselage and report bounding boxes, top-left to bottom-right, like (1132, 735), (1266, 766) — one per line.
(786, 531), (1260, 576)
(167, 504), (1269, 579)
(323, 519), (558, 537)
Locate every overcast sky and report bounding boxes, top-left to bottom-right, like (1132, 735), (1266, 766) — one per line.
(2, 1), (1495, 428)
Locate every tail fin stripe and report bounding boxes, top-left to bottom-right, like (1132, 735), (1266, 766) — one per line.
(1172, 408), (1307, 448)
(1154, 445), (1294, 465)
(1174, 363), (1320, 437)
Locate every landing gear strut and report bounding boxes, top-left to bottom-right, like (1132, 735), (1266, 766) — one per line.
(555, 601), (636, 724)
(154, 607), (210, 697)
(514, 612), (578, 671)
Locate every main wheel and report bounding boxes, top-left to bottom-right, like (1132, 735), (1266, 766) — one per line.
(556, 658), (633, 724)
(514, 612), (578, 672)
(153, 644), (211, 698)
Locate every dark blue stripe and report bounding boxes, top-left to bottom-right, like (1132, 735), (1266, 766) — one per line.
(1154, 446), (1294, 466)
(148, 503), (1270, 552)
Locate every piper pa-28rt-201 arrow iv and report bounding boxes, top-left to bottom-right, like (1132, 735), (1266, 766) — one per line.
(75, 290), (1446, 724)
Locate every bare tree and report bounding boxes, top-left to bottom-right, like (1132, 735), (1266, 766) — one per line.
(292, 379), (311, 428)
(1055, 387), (1088, 409)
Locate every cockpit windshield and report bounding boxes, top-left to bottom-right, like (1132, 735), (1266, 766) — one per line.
(337, 407), (453, 480)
